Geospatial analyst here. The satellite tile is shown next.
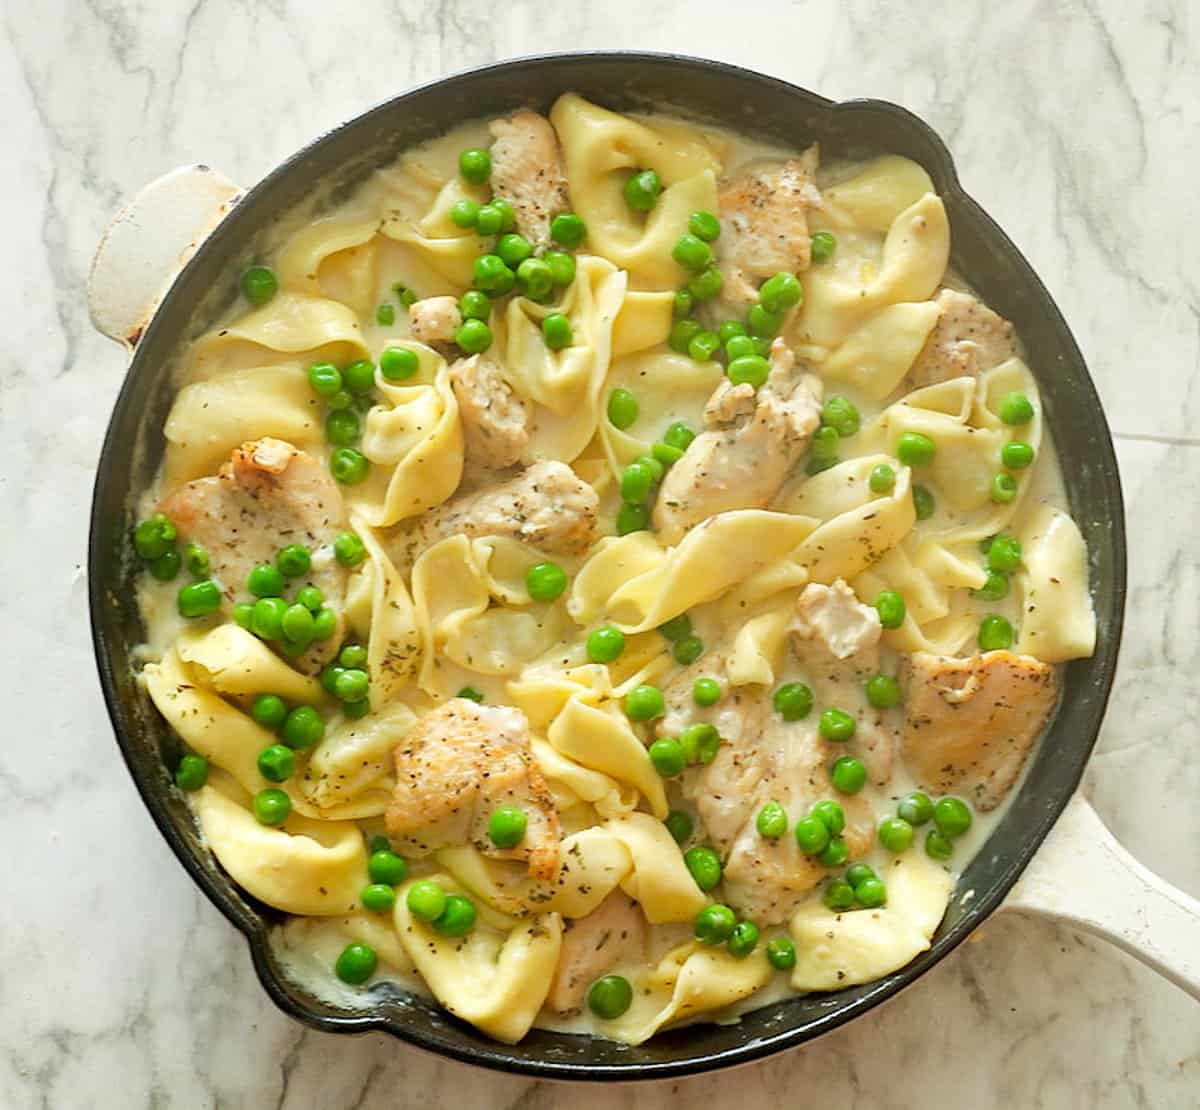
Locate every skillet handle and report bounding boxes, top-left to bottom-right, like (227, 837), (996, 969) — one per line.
(1003, 792), (1200, 999)
(88, 164), (243, 351)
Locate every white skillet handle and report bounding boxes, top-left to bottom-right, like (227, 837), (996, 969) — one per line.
(88, 165), (243, 351)
(1004, 792), (1200, 999)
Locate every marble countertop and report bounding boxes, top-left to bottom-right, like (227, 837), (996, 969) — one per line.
(4, 1), (1198, 1106)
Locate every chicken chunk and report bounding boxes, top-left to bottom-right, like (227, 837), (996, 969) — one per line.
(448, 354), (530, 470)
(392, 460), (599, 567)
(905, 289), (1019, 389)
(385, 698), (561, 881)
(488, 109), (569, 250)
(902, 650), (1060, 810)
(653, 340), (822, 543)
(793, 579), (882, 660)
(717, 148), (821, 309)
(408, 295), (462, 345)
(160, 438), (348, 672)
(546, 892), (646, 1014)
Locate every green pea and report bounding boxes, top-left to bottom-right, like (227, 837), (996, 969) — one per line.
(249, 597), (286, 639)
(493, 199), (516, 233)
(830, 756), (867, 795)
(320, 665), (345, 696)
(343, 698), (370, 720)
(473, 253), (515, 294)
(407, 880), (447, 922)
(810, 231), (837, 263)
(934, 796), (973, 839)
(684, 846), (722, 891)
(668, 317), (703, 355)
(715, 321), (744, 345)
(459, 290), (491, 322)
(496, 232), (533, 267)
(334, 531), (367, 567)
(335, 669), (369, 704)
(693, 677), (722, 707)
(342, 359), (376, 395)
(766, 936), (797, 970)
(724, 334), (757, 360)
(756, 801), (788, 839)
(652, 441), (684, 466)
(542, 313), (573, 350)
(727, 920), (759, 958)
(586, 625), (625, 663)
(307, 361), (343, 397)
(375, 302), (396, 327)
(872, 590), (906, 631)
(276, 544), (312, 578)
(823, 879), (856, 912)
(330, 447), (369, 485)
(174, 753), (208, 791)
(180, 545), (209, 581)
(607, 388), (639, 430)
(912, 484), (936, 520)
(759, 272), (803, 314)
(819, 708), (856, 742)
(865, 673), (902, 710)
(361, 883), (396, 913)
(623, 168), (662, 211)
(488, 806), (528, 848)
(257, 744), (296, 783)
(338, 643), (366, 668)
(133, 513), (176, 560)
(807, 425), (841, 473)
(624, 684), (665, 721)
(999, 391), (1035, 425)
(869, 464), (896, 494)
(649, 737), (686, 778)
(898, 792), (935, 826)
(978, 614), (1014, 651)
(368, 848), (408, 885)
(587, 975), (633, 1020)
(148, 550), (181, 581)
(812, 800), (846, 835)
(897, 431), (936, 466)
(925, 829), (954, 861)
(394, 286), (417, 307)
(379, 345), (419, 381)
(326, 389), (354, 411)
(687, 267), (723, 302)
(312, 608), (337, 640)
(458, 147), (491, 184)
(679, 722), (720, 765)
(516, 257), (554, 300)
(665, 809), (694, 844)
(177, 580), (222, 619)
(672, 233), (713, 271)
(794, 815), (830, 856)
(251, 694), (288, 730)
(525, 561), (568, 603)
(683, 209), (719, 241)
(616, 502), (650, 536)
(673, 288), (694, 319)
(663, 421), (696, 451)
(457, 685), (484, 703)
(694, 903), (737, 945)
(550, 212), (586, 248)
(845, 863), (877, 890)
(247, 562), (284, 598)
(991, 473), (1018, 503)
(455, 318), (493, 355)
(433, 894), (477, 937)
(855, 876), (888, 908)
(973, 571), (1010, 602)
(878, 817), (914, 854)
(748, 304), (784, 338)
(281, 705), (324, 750)
(821, 395), (860, 438)
(654, 614), (691, 644)
(334, 942), (377, 985)
(620, 461), (655, 504)
(253, 788), (292, 826)
(450, 198), (480, 228)
(232, 602), (255, 630)
(325, 408), (360, 448)
(817, 835), (849, 868)
(673, 635), (704, 666)
(687, 329), (721, 362)
(986, 534), (1023, 573)
(773, 682), (813, 721)
(727, 355), (770, 388)
(1002, 441), (1035, 469)
(545, 251), (576, 287)
(241, 265), (278, 306)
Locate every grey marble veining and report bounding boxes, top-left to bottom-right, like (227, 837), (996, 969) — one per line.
(2, 1), (1198, 1106)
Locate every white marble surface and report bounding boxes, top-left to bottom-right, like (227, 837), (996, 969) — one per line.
(3, 1), (1198, 1106)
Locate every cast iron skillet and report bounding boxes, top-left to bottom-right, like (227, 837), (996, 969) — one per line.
(88, 52), (1125, 1079)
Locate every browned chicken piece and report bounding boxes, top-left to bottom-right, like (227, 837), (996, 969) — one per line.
(160, 438), (348, 672)
(793, 579), (882, 661)
(391, 460), (600, 567)
(408, 295), (462, 345)
(902, 650), (1060, 810)
(717, 148), (821, 309)
(653, 340), (822, 543)
(546, 892), (647, 1014)
(905, 289), (1019, 389)
(489, 109), (569, 251)
(448, 354), (530, 470)
(385, 698), (561, 881)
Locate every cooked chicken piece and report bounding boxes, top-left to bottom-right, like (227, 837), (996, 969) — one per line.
(794, 579), (882, 660)
(160, 438), (347, 672)
(546, 892), (647, 1014)
(408, 295), (462, 345)
(488, 109), (569, 250)
(902, 650), (1060, 810)
(653, 340), (822, 543)
(385, 698), (561, 881)
(905, 289), (1019, 389)
(392, 460), (599, 568)
(717, 148), (821, 309)
(448, 354), (530, 470)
